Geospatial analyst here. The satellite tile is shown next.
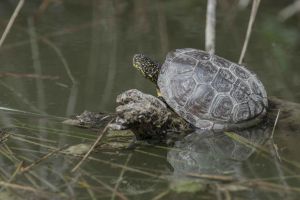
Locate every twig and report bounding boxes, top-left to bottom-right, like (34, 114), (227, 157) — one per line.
(0, 80), (44, 114)
(83, 156), (166, 180)
(41, 38), (78, 116)
(278, 0), (300, 21)
(111, 153), (132, 200)
(270, 141), (282, 162)
(269, 109), (281, 161)
(10, 132), (57, 144)
(21, 145), (68, 173)
(0, 181), (42, 193)
(238, 0), (261, 64)
(0, 144), (19, 164)
(152, 189), (170, 200)
(0, 0), (24, 48)
(71, 119), (114, 172)
(0, 72), (59, 80)
(0, 105), (66, 120)
(226, 132), (300, 170)
(271, 109), (280, 139)
(241, 180), (300, 193)
(205, 0), (217, 54)
(41, 38), (77, 84)
(28, 17), (46, 112)
(0, 161), (23, 193)
(29, 170), (60, 192)
(186, 172), (235, 182)
(81, 179), (97, 200)
(268, 141), (290, 196)
(10, 135), (57, 150)
(35, 0), (51, 18)
(0, 20), (102, 51)
(80, 169), (128, 200)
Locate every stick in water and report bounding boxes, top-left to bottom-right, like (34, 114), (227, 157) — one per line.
(205, 0), (217, 55)
(71, 119), (114, 172)
(238, 0), (261, 64)
(0, 0), (25, 48)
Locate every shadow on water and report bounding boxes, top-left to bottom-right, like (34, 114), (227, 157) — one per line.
(0, 0), (299, 199)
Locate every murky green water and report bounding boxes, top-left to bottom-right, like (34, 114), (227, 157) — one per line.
(0, 0), (299, 199)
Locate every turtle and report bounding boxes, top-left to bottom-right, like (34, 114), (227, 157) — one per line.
(129, 48), (268, 131)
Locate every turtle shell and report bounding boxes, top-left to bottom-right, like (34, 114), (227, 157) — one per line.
(157, 48), (268, 130)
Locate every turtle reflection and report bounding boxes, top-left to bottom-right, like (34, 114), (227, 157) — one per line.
(167, 124), (270, 177)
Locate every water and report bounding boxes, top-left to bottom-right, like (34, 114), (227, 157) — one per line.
(0, 0), (299, 199)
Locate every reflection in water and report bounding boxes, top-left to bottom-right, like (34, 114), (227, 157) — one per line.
(168, 124), (270, 178)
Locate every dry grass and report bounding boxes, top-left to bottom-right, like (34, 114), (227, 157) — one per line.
(0, 0), (24, 48)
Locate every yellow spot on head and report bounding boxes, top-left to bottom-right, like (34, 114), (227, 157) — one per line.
(133, 62), (146, 76)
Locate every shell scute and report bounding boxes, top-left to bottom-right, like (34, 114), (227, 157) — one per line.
(232, 65), (251, 79)
(249, 78), (267, 99)
(213, 56), (232, 68)
(185, 50), (211, 61)
(230, 79), (251, 103)
(185, 84), (216, 115)
(232, 103), (251, 122)
(170, 75), (196, 106)
(211, 95), (234, 121)
(194, 61), (218, 84)
(172, 54), (197, 74)
(211, 69), (236, 92)
(248, 97), (264, 117)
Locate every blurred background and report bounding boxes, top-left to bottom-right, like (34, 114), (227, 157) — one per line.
(0, 0), (299, 118)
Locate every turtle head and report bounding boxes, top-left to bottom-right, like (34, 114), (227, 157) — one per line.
(133, 54), (160, 83)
